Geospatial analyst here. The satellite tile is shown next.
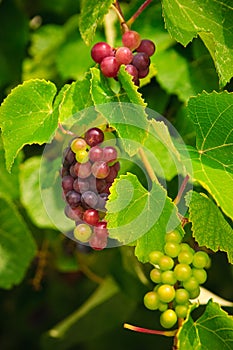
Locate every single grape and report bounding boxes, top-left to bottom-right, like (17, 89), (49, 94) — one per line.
(71, 137), (87, 153)
(62, 175), (74, 193)
(76, 161), (92, 179)
(115, 46), (133, 65)
(102, 146), (118, 163)
(69, 164), (77, 178)
(83, 208), (99, 226)
(158, 302), (168, 312)
(149, 250), (163, 265)
(138, 67), (149, 79)
(132, 52), (150, 71)
(165, 230), (182, 243)
(91, 42), (114, 63)
(73, 178), (89, 193)
(178, 250), (194, 265)
(122, 30), (141, 50)
(183, 276), (199, 291)
(73, 223), (92, 242)
(100, 56), (120, 78)
(150, 268), (162, 284)
(125, 64), (139, 82)
(64, 205), (84, 221)
(161, 270), (177, 285)
(192, 268), (207, 284)
(85, 127), (104, 147)
(75, 149), (89, 163)
(192, 251), (209, 269)
(94, 221), (108, 239)
(158, 255), (174, 271)
(175, 288), (190, 304)
(91, 161), (110, 179)
(105, 166), (117, 183)
(144, 291), (160, 310)
(63, 147), (75, 166)
(88, 146), (103, 162)
(180, 243), (193, 252)
(175, 304), (189, 319)
(174, 263), (192, 281)
(65, 190), (81, 208)
(136, 39), (156, 57)
(188, 286), (201, 299)
(164, 242), (181, 258)
(81, 191), (98, 208)
(89, 234), (107, 250)
(157, 284), (175, 303)
(160, 309), (177, 329)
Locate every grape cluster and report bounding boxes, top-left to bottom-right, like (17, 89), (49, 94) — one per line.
(144, 230), (210, 329)
(61, 127), (120, 250)
(91, 30), (155, 85)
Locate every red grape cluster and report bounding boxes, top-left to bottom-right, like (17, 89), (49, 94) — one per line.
(61, 127), (120, 250)
(91, 30), (155, 85)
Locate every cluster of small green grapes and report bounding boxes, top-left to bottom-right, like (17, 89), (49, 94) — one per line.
(144, 230), (210, 329)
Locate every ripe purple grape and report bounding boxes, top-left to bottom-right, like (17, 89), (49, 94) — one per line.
(85, 127), (104, 147)
(64, 205), (84, 221)
(88, 145), (103, 162)
(94, 221), (108, 239)
(125, 64), (139, 82)
(115, 46), (133, 65)
(122, 30), (141, 50)
(100, 56), (120, 78)
(138, 67), (149, 79)
(91, 161), (110, 179)
(62, 175), (74, 193)
(81, 191), (98, 208)
(91, 42), (114, 63)
(89, 234), (107, 250)
(65, 190), (81, 208)
(83, 208), (99, 226)
(76, 161), (92, 179)
(105, 166), (117, 183)
(132, 52), (150, 71)
(102, 146), (118, 163)
(63, 147), (75, 167)
(136, 39), (156, 57)
(73, 178), (89, 193)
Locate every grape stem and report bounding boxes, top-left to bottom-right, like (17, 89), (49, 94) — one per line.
(58, 122), (75, 136)
(173, 175), (190, 205)
(127, 0), (153, 27)
(124, 323), (177, 337)
(111, 1), (128, 32)
(138, 147), (159, 184)
(31, 239), (49, 291)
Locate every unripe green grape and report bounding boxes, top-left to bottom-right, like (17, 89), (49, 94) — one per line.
(189, 286), (201, 299)
(71, 137), (87, 152)
(158, 255), (174, 271)
(165, 230), (182, 243)
(157, 284), (176, 303)
(158, 302), (168, 312)
(183, 276), (199, 291)
(144, 291), (160, 310)
(75, 149), (89, 163)
(74, 224), (92, 242)
(180, 243), (194, 253)
(175, 288), (190, 304)
(192, 268), (207, 284)
(192, 251), (209, 269)
(161, 270), (177, 285)
(174, 263), (192, 281)
(164, 242), (181, 258)
(160, 309), (177, 329)
(175, 304), (189, 318)
(178, 250), (194, 265)
(150, 268), (162, 284)
(149, 250), (163, 265)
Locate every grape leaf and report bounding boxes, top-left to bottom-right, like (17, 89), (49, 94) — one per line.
(0, 79), (58, 172)
(178, 300), (233, 350)
(19, 156), (56, 228)
(186, 191), (233, 264)
(106, 173), (181, 262)
(0, 196), (36, 289)
(79, 0), (113, 45)
(183, 91), (233, 221)
(162, 0), (233, 86)
(90, 67), (148, 156)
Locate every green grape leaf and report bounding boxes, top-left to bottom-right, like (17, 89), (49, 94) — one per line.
(0, 196), (36, 289)
(183, 91), (233, 221)
(0, 79), (58, 172)
(42, 276), (136, 349)
(79, 0), (113, 45)
(0, 137), (21, 200)
(177, 300), (233, 350)
(19, 156), (56, 229)
(162, 0), (233, 85)
(53, 74), (93, 123)
(90, 67), (148, 156)
(106, 173), (181, 262)
(186, 191), (233, 264)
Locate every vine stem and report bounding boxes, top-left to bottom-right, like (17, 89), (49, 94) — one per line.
(124, 323), (177, 337)
(111, 1), (128, 32)
(31, 239), (49, 291)
(139, 147), (159, 184)
(127, 0), (153, 27)
(173, 175), (190, 205)
(58, 122), (75, 136)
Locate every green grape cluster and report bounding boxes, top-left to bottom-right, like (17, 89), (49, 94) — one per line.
(144, 230), (210, 329)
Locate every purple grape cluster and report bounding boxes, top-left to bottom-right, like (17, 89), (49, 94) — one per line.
(61, 127), (120, 250)
(91, 30), (156, 85)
